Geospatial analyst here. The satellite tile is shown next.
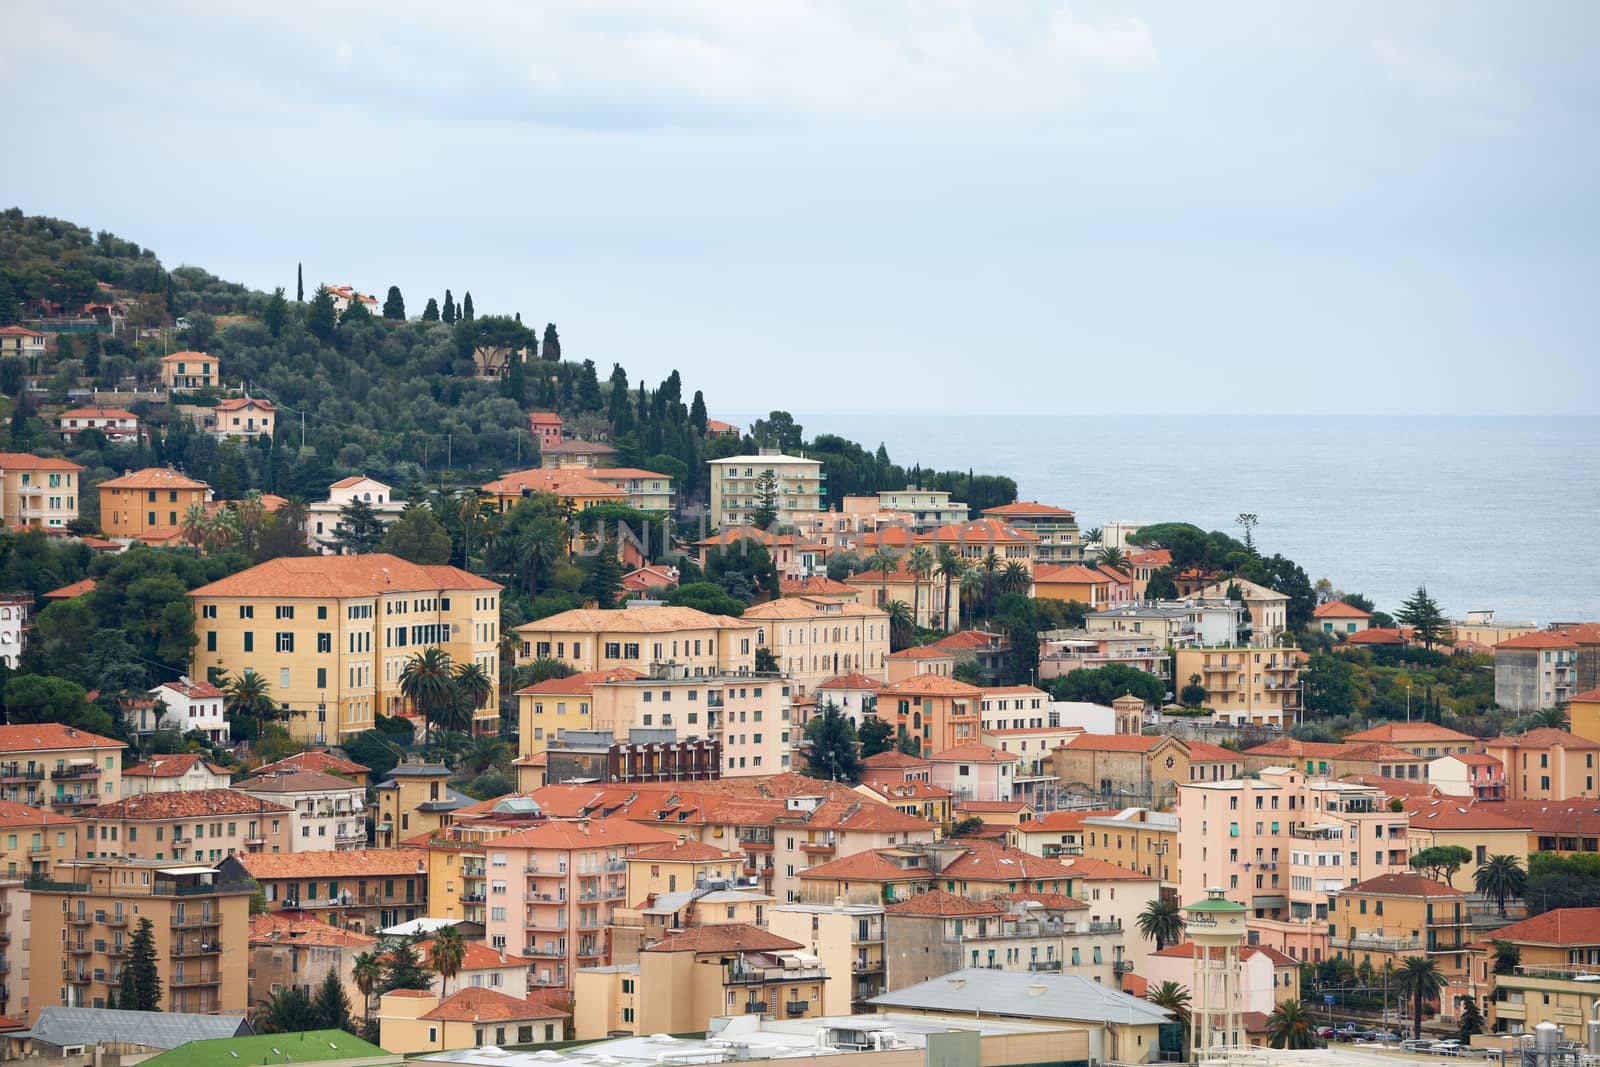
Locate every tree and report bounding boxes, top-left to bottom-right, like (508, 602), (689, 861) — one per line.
(351, 949), (382, 1021)
(222, 669), (278, 737)
(1409, 845), (1472, 884)
(1527, 707), (1570, 730)
(1136, 898), (1185, 951)
(755, 647), (779, 673)
(905, 546), (935, 629)
(461, 292), (474, 321)
(1097, 546), (1128, 569)
(399, 647), (456, 745)
(1394, 956), (1447, 1039)
(255, 985), (318, 1033)
(1145, 565), (1179, 600)
(1045, 663), (1165, 707)
(934, 546), (966, 632)
(950, 816), (986, 837)
(704, 540), (779, 602)
(689, 390), (708, 434)
(340, 295), (371, 326)
(1147, 981), (1191, 1058)
(1179, 673), (1208, 707)
(749, 469), (780, 530)
(382, 286), (405, 320)
(442, 289), (457, 325)
(1457, 996), (1484, 1041)
(263, 287), (288, 337)
(463, 734), (512, 777)
(429, 926), (468, 995)
(1491, 940), (1520, 975)
(803, 704), (863, 783)
(333, 498), (388, 555)
(305, 285), (338, 342)
(1474, 855), (1526, 917)
(380, 505), (452, 564)
(452, 660), (493, 735)
(1265, 999), (1318, 1049)
(579, 541), (625, 608)
(542, 323), (561, 362)
(118, 916), (163, 1011)
(377, 936), (435, 995)
(311, 968), (354, 1032)
(999, 560), (1030, 596)
(859, 716), (894, 758)
(884, 600), (914, 651)
(1397, 586), (1452, 651)
(866, 547), (900, 610)
(296, 262), (304, 302)
(421, 297), (440, 322)
(664, 581), (745, 617)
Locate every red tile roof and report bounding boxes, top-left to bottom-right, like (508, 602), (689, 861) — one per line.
(234, 848), (429, 880)
(816, 672), (882, 690)
(1485, 728), (1600, 751)
(123, 753), (231, 779)
(1055, 855), (1156, 881)
(862, 751), (931, 769)
(1033, 564), (1112, 585)
(490, 819), (679, 851)
(625, 838), (741, 863)
(1497, 630), (1581, 650)
(1343, 722), (1476, 745)
(513, 667), (645, 697)
(1346, 872), (1466, 898)
(249, 912), (377, 948)
(1185, 740), (1240, 761)
(98, 466), (209, 490)
(1346, 628), (1411, 646)
(190, 554), (499, 599)
(1575, 689), (1600, 702)
(87, 788), (291, 820)
(1059, 733), (1165, 753)
(1024, 809), (1122, 832)
(921, 518), (1037, 545)
(927, 743), (1009, 763)
(980, 501), (1075, 518)
(877, 674), (980, 697)
(1314, 600), (1374, 618)
(941, 842), (1078, 882)
(254, 751), (370, 777)
(779, 576), (858, 596)
(955, 800), (1032, 813)
(885, 889), (1002, 917)
(412, 938), (530, 973)
(1477, 908), (1600, 947)
(885, 645), (958, 661)
(0, 723), (124, 754)
(798, 850), (928, 883)
(419, 986), (568, 1023)
(0, 797), (78, 828)
(1400, 799), (1530, 831)
(42, 578), (97, 600)
(644, 923), (802, 954)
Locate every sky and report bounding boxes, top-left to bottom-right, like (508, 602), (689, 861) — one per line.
(6, 1), (1598, 415)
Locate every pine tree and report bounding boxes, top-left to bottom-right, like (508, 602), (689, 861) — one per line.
(296, 262), (304, 302)
(305, 286), (338, 342)
(0, 277), (19, 327)
(421, 297), (440, 322)
(580, 541), (625, 609)
(377, 937), (434, 995)
(263, 287), (288, 338)
(1397, 586), (1452, 650)
(1457, 996), (1484, 1041)
(542, 323), (561, 362)
(577, 359), (602, 412)
(442, 290), (457, 325)
(312, 969), (354, 1032)
(749, 469), (779, 529)
(804, 704), (863, 782)
(9, 386), (31, 449)
(689, 390), (708, 435)
(382, 286), (406, 320)
(607, 364), (632, 432)
(334, 498), (388, 555)
(118, 917), (163, 1011)
(858, 716), (894, 758)
(504, 345), (526, 405)
(461, 292), (474, 321)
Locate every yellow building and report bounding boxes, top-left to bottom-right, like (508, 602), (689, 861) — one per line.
(1173, 646), (1304, 728)
(515, 668), (643, 755)
(741, 596), (892, 696)
(480, 467), (625, 514)
(378, 987), (568, 1053)
(638, 924), (831, 1034)
(768, 901), (887, 1014)
(707, 451), (824, 529)
(514, 605), (756, 673)
(29, 859), (252, 1016)
(1476, 908), (1600, 1034)
(0, 797), (79, 880)
(1571, 688), (1600, 746)
(160, 349), (219, 390)
(0, 723), (125, 813)
(1483, 728), (1600, 800)
(1331, 872), (1473, 1022)
(572, 965), (639, 1039)
(585, 468), (676, 512)
(625, 836), (745, 902)
(189, 553), (502, 742)
(1400, 798), (1535, 893)
(1077, 808), (1179, 885)
(0, 453), (85, 530)
(373, 763), (457, 849)
(97, 466), (212, 540)
(854, 780), (952, 827)
(210, 397), (276, 439)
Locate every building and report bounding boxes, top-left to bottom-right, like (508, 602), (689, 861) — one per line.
(740, 597), (891, 696)
(1076, 808), (1180, 885)
(527, 412), (563, 449)
(1144, 941), (1300, 1018)
(148, 679), (230, 743)
(707, 451), (825, 529)
(222, 848), (429, 932)
(1172, 646), (1304, 728)
(855, 779), (952, 827)
(585, 468), (676, 512)
(1197, 578), (1290, 646)
(1313, 600), (1373, 636)
(28, 860), (252, 1014)
(0, 796), (78, 884)
(97, 467), (212, 540)
(0, 594), (25, 668)
(374, 763), (460, 847)
(0, 723), (125, 812)
(159, 350), (218, 390)
(481, 467), (625, 514)
(543, 728), (721, 785)
(236, 769), (368, 850)
(80, 788), (294, 861)
(514, 605), (756, 675)
(308, 475), (408, 553)
(842, 566), (945, 629)
(1474, 907), (1600, 1034)
(55, 407), (140, 444)
(1088, 599), (1245, 648)
(1031, 565), (1120, 608)
(638, 924), (830, 1032)
(1482, 728), (1598, 800)
(515, 669), (639, 754)
(0, 324), (46, 359)
(979, 501), (1082, 564)
(1330, 871), (1472, 1022)
(857, 487), (969, 531)
(189, 553), (502, 742)
(248, 911), (377, 1015)
(584, 670), (795, 777)
(1037, 631), (1171, 687)
(1427, 753), (1507, 799)
(1399, 797), (1532, 892)
(1342, 721), (1477, 759)
(207, 396), (275, 439)
(380, 987), (568, 1054)
(12, 1006), (252, 1059)
(767, 901), (886, 1012)
(815, 672), (881, 727)
(323, 284), (379, 315)
(0, 452), (84, 530)
(1010, 808), (1118, 861)
(1052, 734), (1196, 808)
(254, 749), (371, 786)
(537, 439), (618, 470)
(926, 743), (1013, 803)
(121, 753), (232, 796)
(876, 675), (983, 756)
(1241, 738), (1430, 782)
(1495, 631), (1580, 712)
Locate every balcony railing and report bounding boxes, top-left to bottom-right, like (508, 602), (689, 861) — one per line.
(50, 766), (100, 781)
(1330, 935), (1422, 952)
(728, 965), (827, 985)
(1113, 960), (1135, 974)
(1029, 960), (1063, 973)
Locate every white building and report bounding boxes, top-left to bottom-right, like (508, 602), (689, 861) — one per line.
(707, 450), (824, 528)
(813, 673), (881, 728)
(122, 752), (233, 795)
(150, 678), (231, 742)
(55, 407), (141, 444)
(308, 475), (407, 553)
(324, 285), (379, 316)
(236, 768), (368, 850)
(0, 595), (27, 668)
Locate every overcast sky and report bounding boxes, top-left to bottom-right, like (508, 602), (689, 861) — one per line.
(7, 2), (1597, 415)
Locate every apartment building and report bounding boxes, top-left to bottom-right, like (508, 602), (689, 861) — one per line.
(146, 679), (230, 743)
(248, 911), (377, 1013)
(1173, 646), (1304, 727)
(206, 396), (275, 439)
(29, 860), (251, 1015)
(979, 501), (1082, 564)
(1428, 753), (1508, 799)
(707, 451), (824, 528)
(306, 475), (407, 553)
(584, 467), (676, 512)
(55, 407), (140, 444)
(1176, 770), (1410, 962)
(1146, 942), (1300, 1017)
(236, 770), (368, 850)
(1197, 578), (1290, 647)
(741, 596), (891, 696)
(767, 901), (886, 1013)
(884, 890), (1121, 989)
(875, 675), (982, 755)
(1483, 728), (1599, 799)
(480, 467), (625, 514)
(0, 453), (84, 529)
(0, 595), (26, 668)
(1476, 908), (1600, 1034)
(1077, 808), (1179, 885)
(1495, 631), (1580, 712)
(96, 467), (211, 540)
(189, 553), (502, 742)
(373, 763), (458, 848)
(1330, 872), (1472, 1022)
(516, 668), (638, 754)
(1342, 721), (1476, 759)
(926, 743), (1013, 803)
(514, 605), (756, 674)
(255, 750), (371, 786)
(643, 924), (830, 1032)
(585, 669), (795, 777)
(1241, 738), (1430, 782)
(0, 325), (46, 359)
(1037, 631), (1171, 686)
(159, 350), (218, 390)
(222, 849), (429, 933)
(0, 724), (124, 812)
(79, 789), (293, 862)
(1088, 598), (1245, 648)
(0, 797), (79, 880)
(1399, 798), (1532, 893)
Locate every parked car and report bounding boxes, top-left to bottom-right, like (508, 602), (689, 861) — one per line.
(1315, 1026), (1336, 1039)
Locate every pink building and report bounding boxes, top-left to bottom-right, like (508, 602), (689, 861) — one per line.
(483, 818), (679, 990)
(927, 742), (1014, 803)
(859, 750), (933, 790)
(1144, 942), (1301, 1017)
(1428, 752), (1507, 800)
(528, 412), (563, 450)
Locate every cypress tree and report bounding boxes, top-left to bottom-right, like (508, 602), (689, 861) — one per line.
(542, 323), (561, 362)
(382, 286), (405, 320)
(263, 287), (288, 338)
(689, 390), (708, 435)
(305, 286), (338, 342)
(118, 917), (163, 1011)
(577, 359), (602, 412)
(312, 969), (354, 1032)
(297, 262), (304, 302)
(608, 364), (632, 433)
(461, 292), (474, 321)
(421, 297), (440, 322)
(0, 277), (19, 327)
(442, 290), (456, 325)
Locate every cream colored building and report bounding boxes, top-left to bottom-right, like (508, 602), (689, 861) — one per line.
(0, 722), (125, 812)
(514, 604), (757, 674)
(81, 788), (294, 862)
(378, 987), (568, 1053)
(160, 349), (219, 390)
(0, 452), (84, 530)
(1173, 646), (1304, 727)
(742, 596), (891, 696)
(189, 553), (502, 743)
(768, 901), (886, 1013)
(308, 475), (407, 553)
(209, 396), (276, 439)
(237, 769), (368, 850)
(708, 450), (824, 528)
(588, 670), (797, 776)
(1197, 578), (1290, 646)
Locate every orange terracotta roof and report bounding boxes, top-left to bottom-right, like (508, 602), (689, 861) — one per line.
(412, 938), (530, 973)
(1346, 872), (1466, 898)
(159, 350), (218, 363)
(861, 751), (931, 769)
(980, 501), (1075, 518)
(513, 667), (645, 697)
(235, 848), (429, 880)
(1345, 627), (1411, 646)
(239, 769), (365, 794)
(955, 800), (1031, 813)
(1485, 728), (1600, 750)
(1033, 564), (1111, 585)
(0, 452), (85, 471)
(1497, 630), (1580, 650)
(87, 788), (290, 820)
(97, 467), (210, 490)
(1314, 600), (1374, 618)
(215, 397), (274, 411)
(491, 819), (679, 851)
(43, 578), (96, 599)
(779, 576), (858, 596)
(862, 780), (951, 801)
(0, 797), (78, 828)
(1478, 908), (1600, 947)
(58, 407), (138, 421)
(885, 889), (1002, 917)
(644, 923), (802, 954)
(928, 743), (1009, 763)
(527, 412), (563, 426)
(1343, 722), (1476, 745)
(1023, 809), (1122, 832)
(420, 986), (568, 1023)
(1574, 689), (1600, 702)
(1060, 733), (1166, 753)
(123, 753), (231, 779)
(1055, 855), (1156, 881)
(932, 630), (1006, 650)
(480, 467), (625, 499)
(878, 674), (980, 697)
(885, 645), (957, 660)
(0, 325), (45, 338)
(990, 890), (1089, 912)
(250, 912), (377, 948)
(942, 841), (1077, 882)
(190, 553), (500, 599)
(1487, 799), (1600, 834)
(1341, 774), (1440, 797)
(254, 751), (370, 777)
(517, 606), (751, 635)
(626, 838), (740, 863)
(0, 723), (124, 754)
(798, 850), (928, 883)
(816, 672), (882, 690)
(1184, 740), (1240, 761)
(586, 467), (672, 482)
(1129, 549), (1171, 566)
(741, 597), (883, 621)
(1401, 799), (1531, 831)
(920, 518), (1037, 545)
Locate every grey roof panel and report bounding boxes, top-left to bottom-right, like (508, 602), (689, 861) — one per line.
(868, 968), (1172, 1025)
(20, 1007), (252, 1048)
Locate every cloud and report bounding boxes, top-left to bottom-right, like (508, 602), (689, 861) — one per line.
(1371, 36), (1522, 134)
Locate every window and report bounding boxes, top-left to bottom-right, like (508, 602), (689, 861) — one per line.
(243, 632), (253, 652)
(276, 632), (294, 652)
(275, 605), (294, 619)
(240, 605), (254, 619)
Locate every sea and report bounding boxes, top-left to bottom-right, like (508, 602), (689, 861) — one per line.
(731, 415), (1600, 626)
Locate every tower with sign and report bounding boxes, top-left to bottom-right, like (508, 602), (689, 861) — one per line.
(1182, 887), (1248, 1054)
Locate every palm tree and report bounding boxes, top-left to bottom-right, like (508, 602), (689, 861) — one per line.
(513, 519), (568, 597)
(463, 735), (512, 777)
(234, 490), (267, 555)
(1528, 706), (1570, 730)
(999, 560), (1030, 596)
(1097, 545), (1128, 570)
(428, 926), (467, 995)
(453, 661), (494, 736)
(979, 551), (1001, 617)
(905, 546), (935, 630)
(181, 503), (209, 550)
(280, 495), (310, 542)
(959, 569), (985, 629)
(351, 950), (381, 1023)
(1146, 979), (1191, 1032)
(1394, 955), (1447, 1040)
(1265, 999), (1318, 1049)
(399, 647), (456, 745)
(223, 669), (277, 736)
(205, 508), (240, 555)
(1136, 898), (1185, 951)
(866, 546), (900, 610)
(1473, 854), (1526, 917)
(884, 600), (914, 652)
(1085, 527), (1103, 547)
(934, 546), (967, 632)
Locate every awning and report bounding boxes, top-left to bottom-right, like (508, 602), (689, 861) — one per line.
(1251, 895), (1288, 909)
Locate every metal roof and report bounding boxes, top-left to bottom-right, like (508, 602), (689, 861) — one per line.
(868, 968), (1173, 1025)
(19, 1007), (251, 1049)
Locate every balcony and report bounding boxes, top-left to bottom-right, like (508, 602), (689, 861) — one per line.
(851, 958), (884, 974)
(171, 940), (221, 957)
(67, 913), (93, 927)
(97, 911), (128, 928)
(171, 974), (222, 988)
(1113, 960), (1135, 974)
(743, 1002), (768, 1015)
(523, 944), (567, 959)
(786, 1001), (809, 1017)
(50, 765), (100, 781)
(65, 973), (91, 985)
(728, 965), (828, 985)
(1330, 934), (1422, 953)
(51, 794), (98, 807)
(1029, 960), (1064, 973)
(0, 767), (44, 783)
(169, 912), (219, 928)
(1087, 921), (1122, 935)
